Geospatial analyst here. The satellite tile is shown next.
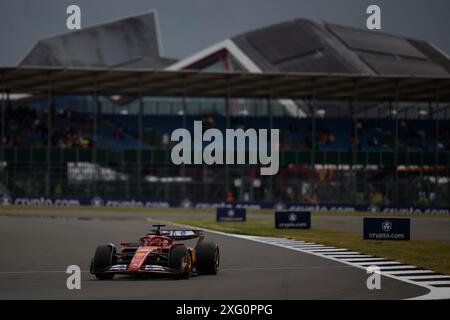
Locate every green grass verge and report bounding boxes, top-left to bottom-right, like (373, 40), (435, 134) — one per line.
(0, 205), (448, 218)
(164, 218), (450, 275)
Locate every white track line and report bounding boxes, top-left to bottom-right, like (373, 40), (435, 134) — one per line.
(288, 245), (327, 248)
(417, 281), (450, 285)
(307, 249), (348, 252)
(354, 261), (402, 266)
(341, 258), (387, 262)
(378, 265), (419, 270)
(321, 251), (362, 255)
(329, 255), (373, 258)
(388, 270), (436, 275)
(404, 275), (450, 280)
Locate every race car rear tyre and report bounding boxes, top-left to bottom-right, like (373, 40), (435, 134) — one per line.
(93, 245), (116, 280)
(195, 241), (220, 275)
(169, 246), (191, 279)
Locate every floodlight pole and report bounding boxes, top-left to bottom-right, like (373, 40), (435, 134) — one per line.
(46, 75), (52, 197)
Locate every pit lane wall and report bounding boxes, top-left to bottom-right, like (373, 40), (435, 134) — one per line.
(1, 194), (449, 215)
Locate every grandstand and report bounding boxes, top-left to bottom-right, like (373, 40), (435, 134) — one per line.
(1, 13), (450, 208)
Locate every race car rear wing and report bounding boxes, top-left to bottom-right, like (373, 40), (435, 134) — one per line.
(161, 230), (203, 240)
(149, 224), (203, 240)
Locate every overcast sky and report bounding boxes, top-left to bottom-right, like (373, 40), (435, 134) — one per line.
(0, 0), (449, 66)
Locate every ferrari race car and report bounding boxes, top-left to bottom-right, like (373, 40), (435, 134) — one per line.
(90, 224), (220, 280)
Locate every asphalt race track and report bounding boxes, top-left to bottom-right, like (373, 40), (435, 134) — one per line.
(0, 214), (430, 299)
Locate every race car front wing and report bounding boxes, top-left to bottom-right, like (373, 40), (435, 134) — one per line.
(97, 264), (188, 275)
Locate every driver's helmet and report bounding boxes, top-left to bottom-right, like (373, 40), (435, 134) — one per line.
(149, 237), (163, 246)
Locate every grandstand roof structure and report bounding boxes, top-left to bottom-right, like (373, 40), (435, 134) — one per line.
(164, 18), (450, 116)
(168, 19), (450, 76)
(19, 12), (177, 69)
(1, 67), (449, 102)
(6, 14), (450, 109)
(234, 19), (450, 75)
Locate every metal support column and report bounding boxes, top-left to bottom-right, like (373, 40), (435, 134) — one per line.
(93, 85), (99, 197)
(351, 104), (357, 203)
(225, 87), (230, 198)
(268, 93), (273, 201)
(1, 85), (5, 190)
(181, 89), (187, 200)
(309, 96), (316, 202)
(394, 87), (400, 205)
(434, 85), (440, 206)
(46, 80), (52, 197)
(138, 89), (144, 197)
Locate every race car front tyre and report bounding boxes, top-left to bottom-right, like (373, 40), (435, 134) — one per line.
(169, 246), (191, 279)
(195, 241), (220, 275)
(92, 245), (116, 280)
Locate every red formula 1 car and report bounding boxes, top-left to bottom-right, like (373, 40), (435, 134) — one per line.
(90, 224), (220, 280)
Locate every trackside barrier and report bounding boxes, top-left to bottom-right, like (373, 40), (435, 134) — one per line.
(1, 195), (449, 215)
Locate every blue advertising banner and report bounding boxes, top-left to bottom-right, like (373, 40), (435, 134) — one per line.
(275, 211), (311, 229)
(216, 207), (246, 222)
(363, 217), (410, 240)
(1, 194), (449, 216)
